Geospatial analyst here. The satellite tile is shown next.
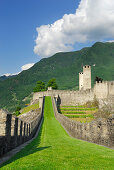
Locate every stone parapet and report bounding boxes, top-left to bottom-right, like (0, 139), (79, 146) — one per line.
(0, 97), (44, 157)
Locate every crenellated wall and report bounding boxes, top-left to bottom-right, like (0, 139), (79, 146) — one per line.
(0, 97), (44, 157)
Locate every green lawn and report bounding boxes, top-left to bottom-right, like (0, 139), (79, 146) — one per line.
(60, 108), (96, 111)
(60, 105), (97, 122)
(20, 103), (39, 115)
(61, 111), (86, 114)
(64, 114), (94, 118)
(1, 96), (114, 169)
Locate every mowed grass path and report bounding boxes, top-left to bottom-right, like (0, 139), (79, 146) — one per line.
(1, 97), (114, 169)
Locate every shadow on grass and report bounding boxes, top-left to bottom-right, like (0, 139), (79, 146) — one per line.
(0, 119), (51, 168)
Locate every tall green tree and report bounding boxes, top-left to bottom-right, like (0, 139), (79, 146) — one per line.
(33, 81), (45, 92)
(47, 78), (58, 89)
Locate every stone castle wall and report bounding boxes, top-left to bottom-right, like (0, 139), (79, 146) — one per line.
(33, 89), (95, 106)
(0, 97), (44, 157)
(52, 97), (114, 148)
(33, 80), (114, 108)
(108, 81), (114, 96)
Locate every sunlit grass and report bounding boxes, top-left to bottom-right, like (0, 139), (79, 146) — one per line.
(20, 103), (39, 115)
(60, 105), (97, 122)
(64, 114), (94, 118)
(61, 111), (86, 114)
(71, 117), (95, 123)
(60, 107), (97, 111)
(1, 97), (114, 169)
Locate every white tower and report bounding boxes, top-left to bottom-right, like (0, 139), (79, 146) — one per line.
(79, 72), (83, 90)
(83, 65), (91, 90)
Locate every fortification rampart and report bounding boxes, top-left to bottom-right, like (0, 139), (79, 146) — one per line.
(33, 80), (114, 108)
(33, 89), (95, 106)
(0, 97), (44, 157)
(108, 81), (114, 95)
(52, 97), (114, 148)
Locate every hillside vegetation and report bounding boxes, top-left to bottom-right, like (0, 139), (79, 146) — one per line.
(0, 42), (114, 112)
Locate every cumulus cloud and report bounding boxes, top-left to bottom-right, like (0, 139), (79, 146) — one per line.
(2, 63), (35, 77)
(34, 0), (114, 58)
(21, 63), (35, 71)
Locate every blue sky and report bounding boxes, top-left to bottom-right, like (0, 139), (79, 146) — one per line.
(0, 0), (80, 75)
(0, 0), (114, 75)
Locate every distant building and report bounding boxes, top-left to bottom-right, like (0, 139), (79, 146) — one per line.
(79, 65), (91, 90)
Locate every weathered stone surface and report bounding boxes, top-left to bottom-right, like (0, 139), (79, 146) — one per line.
(19, 108), (41, 123)
(0, 98), (44, 157)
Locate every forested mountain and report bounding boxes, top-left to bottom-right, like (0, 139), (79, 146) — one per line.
(0, 75), (16, 81)
(0, 42), (114, 112)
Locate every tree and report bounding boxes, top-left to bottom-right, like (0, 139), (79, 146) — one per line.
(13, 106), (21, 116)
(15, 106), (21, 112)
(33, 81), (46, 92)
(95, 76), (103, 83)
(47, 78), (58, 89)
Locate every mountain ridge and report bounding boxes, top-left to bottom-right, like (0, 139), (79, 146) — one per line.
(0, 42), (114, 111)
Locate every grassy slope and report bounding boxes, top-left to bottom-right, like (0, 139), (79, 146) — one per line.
(20, 103), (39, 115)
(0, 42), (114, 112)
(1, 97), (114, 169)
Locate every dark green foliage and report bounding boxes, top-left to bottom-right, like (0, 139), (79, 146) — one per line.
(0, 75), (16, 81)
(0, 42), (114, 112)
(13, 106), (21, 116)
(33, 81), (45, 92)
(13, 111), (20, 116)
(47, 78), (58, 89)
(15, 106), (21, 112)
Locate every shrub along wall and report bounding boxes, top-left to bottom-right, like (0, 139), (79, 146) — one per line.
(0, 97), (44, 157)
(52, 97), (114, 148)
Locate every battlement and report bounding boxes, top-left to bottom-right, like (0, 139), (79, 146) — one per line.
(94, 81), (114, 99)
(83, 65), (90, 68)
(96, 80), (107, 84)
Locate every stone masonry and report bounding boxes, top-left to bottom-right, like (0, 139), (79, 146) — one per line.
(0, 97), (44, 157)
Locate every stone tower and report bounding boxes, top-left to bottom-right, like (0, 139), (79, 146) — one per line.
(79, 65), (91, 90)
(79, 72), (83, 90)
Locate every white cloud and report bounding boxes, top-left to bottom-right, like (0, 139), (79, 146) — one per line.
(1, 63), (35, 77)
(4, 73), (12, 77)
(4, 72), (20, 77)
(34, 0), (114, 58)
(106, 40), (114, 43)
(21, 63), (35, 71)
